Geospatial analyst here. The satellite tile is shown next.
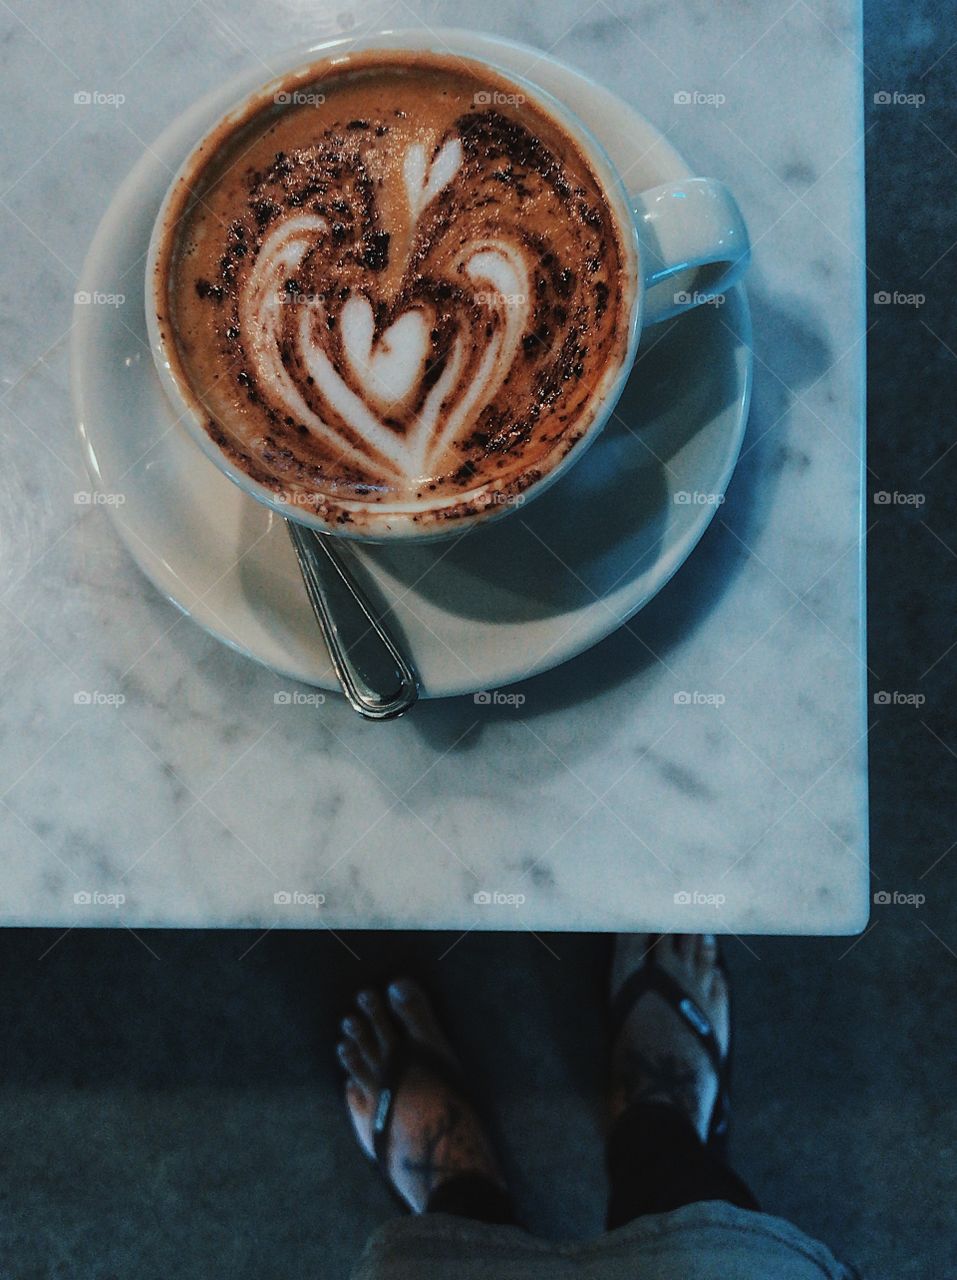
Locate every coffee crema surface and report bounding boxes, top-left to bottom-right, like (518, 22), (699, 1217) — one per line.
(158, 53), (628, 531)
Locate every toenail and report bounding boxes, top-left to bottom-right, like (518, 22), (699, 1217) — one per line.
(388, 980), (409, 1002)
(358, 990), (375, 1009)
(342, 1017), (355, 1035)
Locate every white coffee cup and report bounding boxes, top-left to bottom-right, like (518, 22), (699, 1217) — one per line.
(146, 43), (749, 543)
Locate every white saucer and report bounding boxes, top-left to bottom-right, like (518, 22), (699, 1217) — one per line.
(72, 29), (752, 700)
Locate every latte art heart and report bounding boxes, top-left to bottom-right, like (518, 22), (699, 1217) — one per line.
(240, 205), (531, 484)
(162, 53), (627, 532)
(339, 297), (428, 409)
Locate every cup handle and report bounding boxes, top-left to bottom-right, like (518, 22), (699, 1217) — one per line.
(632, 177), (750, 327)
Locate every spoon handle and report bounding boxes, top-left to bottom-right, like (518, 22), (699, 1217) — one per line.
(287, 522), (419, 720)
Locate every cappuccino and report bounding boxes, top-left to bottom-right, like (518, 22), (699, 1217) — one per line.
(155, 53), (628, 533)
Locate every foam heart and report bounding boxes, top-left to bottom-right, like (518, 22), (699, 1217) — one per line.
(238, 143), (531, 486)
(339, 295), (429, 409)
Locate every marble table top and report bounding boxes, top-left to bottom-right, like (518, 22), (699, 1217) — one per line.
(0, 0), (868, 934)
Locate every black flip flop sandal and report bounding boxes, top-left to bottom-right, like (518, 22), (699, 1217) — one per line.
(364, 1030), (472, 1213)
(609, 935), (732, 1157)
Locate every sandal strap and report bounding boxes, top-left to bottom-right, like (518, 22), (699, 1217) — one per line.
(371, 1040), (468, 1173)
(610, 942), (731, 1151)
(611, 962), (724, 1079)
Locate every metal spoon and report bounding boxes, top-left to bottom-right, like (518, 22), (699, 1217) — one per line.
(286, 521), (419, 720)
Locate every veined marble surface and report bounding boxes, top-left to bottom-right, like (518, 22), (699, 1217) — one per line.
(0, 0), (868, 933)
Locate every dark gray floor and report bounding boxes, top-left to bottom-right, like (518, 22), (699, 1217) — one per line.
(2, 2), (956, 1277)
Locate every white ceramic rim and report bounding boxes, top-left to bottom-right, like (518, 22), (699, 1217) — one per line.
(143, 34), (643, 543)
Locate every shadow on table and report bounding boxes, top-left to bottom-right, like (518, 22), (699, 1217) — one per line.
(404, 280), (833, 749)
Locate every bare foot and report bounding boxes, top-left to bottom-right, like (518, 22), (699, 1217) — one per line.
(337, 978), (506, 1213)
(610, 933), (729, 1142)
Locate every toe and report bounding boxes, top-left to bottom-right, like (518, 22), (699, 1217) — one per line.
(708, 957), (729, 1006)
(387, 978), (453, 1056)
(342, 1012), (379, 1073)
(345, 1079), (375, 1158)
(707, 965), (731, 1050)
(345, 1076), (371, 1115)
(357, 988), (397, 1060)
(697, 933), (719, 973)
(338, 1038), (375, 1092)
